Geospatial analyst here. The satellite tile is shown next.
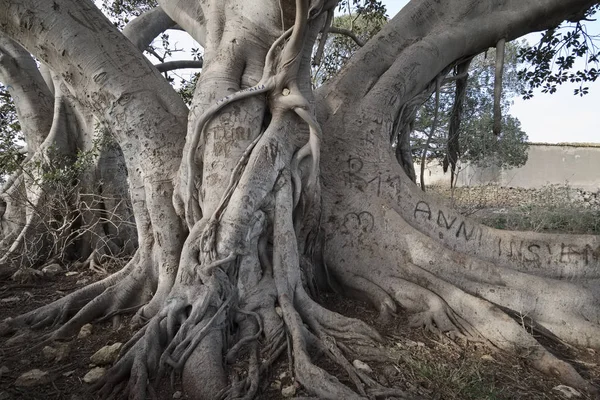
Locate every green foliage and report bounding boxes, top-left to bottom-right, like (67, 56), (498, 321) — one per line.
(101, 0), (157, 29)
(459, 115), (528, 168)
(517, 5), (599, 97)
(312, 6), (388, 87)
(413, 42), (529, 170)
(0, 84), (24, 184)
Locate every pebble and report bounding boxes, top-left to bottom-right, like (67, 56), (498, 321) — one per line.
(281, 385), (296, 397)
(78, 323), (93, 338)
(83, 367), (106, 384)
(15, 369), (49, 387)
(41, 263), (63, 276)
(90, 343), (123, 365)
(352, 359), (373, 373)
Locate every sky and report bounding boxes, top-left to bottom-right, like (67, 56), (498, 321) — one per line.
(162, 0), (600, 144)
(383, 0), (600, 144)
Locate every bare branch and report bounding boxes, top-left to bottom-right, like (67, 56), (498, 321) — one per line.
(329, 26), (365, 47)
(154, 59), (203, 73)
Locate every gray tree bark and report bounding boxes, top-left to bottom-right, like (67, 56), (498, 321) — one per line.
(0, 0), (599, 399)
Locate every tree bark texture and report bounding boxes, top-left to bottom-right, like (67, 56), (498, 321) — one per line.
(0, 0), (599, 399)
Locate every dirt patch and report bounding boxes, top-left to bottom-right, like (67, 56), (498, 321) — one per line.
(1, 268), (599, 399)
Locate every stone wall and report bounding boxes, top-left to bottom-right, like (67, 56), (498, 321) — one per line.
(420, 143), (600, 191)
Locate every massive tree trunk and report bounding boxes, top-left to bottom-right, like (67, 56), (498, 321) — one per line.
(1, 0), (599, 399)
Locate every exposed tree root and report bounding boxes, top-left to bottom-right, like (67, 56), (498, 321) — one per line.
(93, 170), (409, 400)
(0, 244), (162, 341)
(324, 197), (600, 394)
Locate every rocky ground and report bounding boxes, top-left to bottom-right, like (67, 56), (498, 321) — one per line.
(431, 185), (600, 235)
(1, 186), (600, 399)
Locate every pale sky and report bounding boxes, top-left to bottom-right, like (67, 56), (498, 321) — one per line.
(162, 0), (600, 144)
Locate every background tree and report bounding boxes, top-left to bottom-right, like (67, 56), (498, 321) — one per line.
(413, 42), (530, 187)
(0, 1), (600, 400)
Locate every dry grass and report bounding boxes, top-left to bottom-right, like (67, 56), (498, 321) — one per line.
(432, 184), (600, 234)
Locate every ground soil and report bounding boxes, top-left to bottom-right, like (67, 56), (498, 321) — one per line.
(1, 190), (600, 399)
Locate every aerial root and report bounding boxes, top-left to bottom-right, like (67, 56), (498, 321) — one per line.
(270, 170), (409, 399)
(291, 107), (322, 208)
(96, 279), (233, 400)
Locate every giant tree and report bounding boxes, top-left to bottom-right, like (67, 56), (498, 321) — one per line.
(1, 0), (599, 399)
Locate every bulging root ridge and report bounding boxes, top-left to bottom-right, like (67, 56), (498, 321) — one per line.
(93, 169), (412, 400)
(0, 249), (160, 341)
(334, 255), (599, 394)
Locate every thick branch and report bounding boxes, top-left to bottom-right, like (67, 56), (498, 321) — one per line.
(0, 33), (53, 153)
(156, 0), (207, 47)
(319, 0), (599, 122)
(122, 6), (177, 52)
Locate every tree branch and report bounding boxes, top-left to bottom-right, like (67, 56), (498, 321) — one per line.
(318, 0), (599, 128)
(154, 60), (203, 73)
(0, 33), (53, 153)
(156, 0), (207, 47)
(329, 27), (365, 47)
(122, 7), (177, 52)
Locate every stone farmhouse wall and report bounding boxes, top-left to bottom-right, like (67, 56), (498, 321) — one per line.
(420, 143), (600, 191)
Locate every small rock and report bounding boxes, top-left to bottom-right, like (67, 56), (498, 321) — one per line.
(270, 380), (282, 390)
(552, 385), (582, 398)
(172, 391), (182, 399)
(62, 370), (75, 377)
(54, 343), (70, 361)
(0, 296), (20, 303)
(587, 348), (595, 355)
(83, 367), (106, 384)
(281, 385), (296, 397)
(65, 271), (78, 277)
(41, 263), (63, 276)
(15, 369), (49, 387)
(11, 268), (43, 283)
(42, 346), (57, 360)
(352, 359), (373, 373)
(90, 342), (123, 365)
(78, 323), (93, 338)
(382, 365), (399, 380)
(0, 365), (9, 375)
(278, 371), (289, 380)
(480, 354), (495, 362)
(75, 278), (90, 286)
